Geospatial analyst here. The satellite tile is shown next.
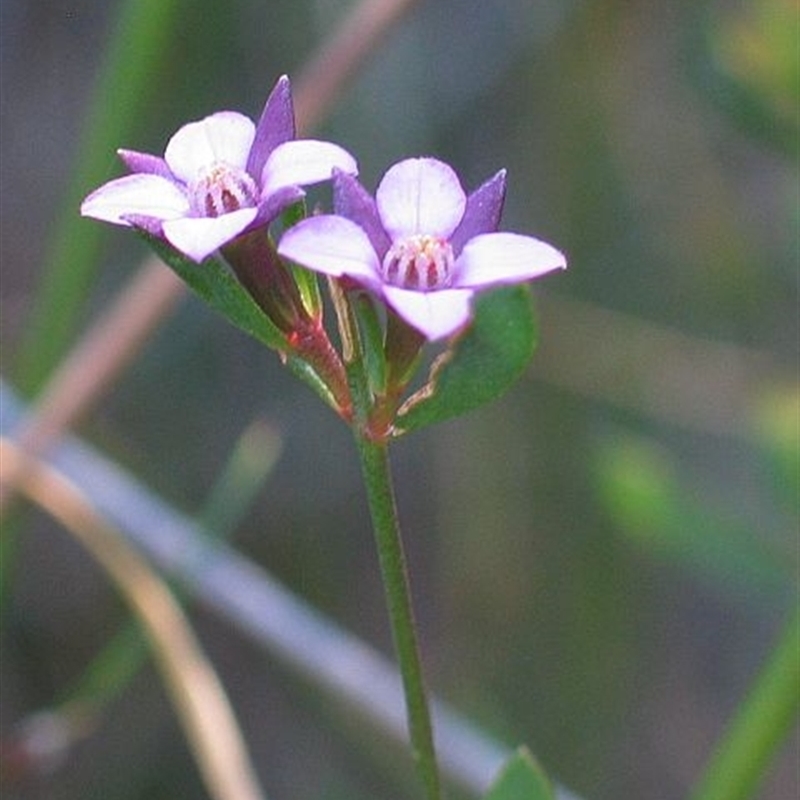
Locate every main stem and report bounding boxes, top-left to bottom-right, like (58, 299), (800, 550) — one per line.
(354, 434), (442, 800)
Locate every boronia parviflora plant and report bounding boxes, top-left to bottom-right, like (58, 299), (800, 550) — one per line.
(81, 72), (571, 800)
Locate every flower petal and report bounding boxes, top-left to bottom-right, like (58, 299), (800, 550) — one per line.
(117, 148), (173, 179)
(164, 112), (256, 183)
(80, 174), (189, 225)
(246, 75), (296, 179)
(120, 214), (165, 237)
(333, 170), (392, 259)
(454, 232), (566, 288)
(449, 169), (506, 255)
(277, 215), (380, 285)
(252, 185), (306, 230)
(162, 207), (257, 262)
(382, 286), (474, 340)
(261, 139), (357, 197)
(376, 157), (466, 240)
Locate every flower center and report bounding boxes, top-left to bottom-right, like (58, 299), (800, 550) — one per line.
(381, 235), (455, 290)
(188, 162), (259, 217)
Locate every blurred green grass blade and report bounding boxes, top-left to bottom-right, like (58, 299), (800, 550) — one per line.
(484, 748), (555, 800)
(596, 436), (796, 597)
(690, 609), (800, 800)
(198, 419), (283, 539)
(65, 622), (145, 709)
(16, 0), (184, 394)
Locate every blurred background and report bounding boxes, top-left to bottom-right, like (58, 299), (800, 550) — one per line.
(1, 1), (797, 799)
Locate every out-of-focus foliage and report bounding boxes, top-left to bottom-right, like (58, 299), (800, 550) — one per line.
(484, 749), (554, 800)
(594, 434), (796, 599)
(700, 0), (799, 153)
(754, 384), (800, 513)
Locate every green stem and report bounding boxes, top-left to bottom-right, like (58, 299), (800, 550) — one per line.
(332, 279), (441, 797)
(690, 608), (800, 800)
(354, 435), (442, 800)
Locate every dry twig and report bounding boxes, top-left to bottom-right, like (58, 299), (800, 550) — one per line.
(1, 438), (267, 800)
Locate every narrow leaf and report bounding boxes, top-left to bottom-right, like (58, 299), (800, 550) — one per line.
(142, 233), (286, 351)
(145, 233), (344, 413)
(484, 747), (555, 800)
(395, 286), (537, 434)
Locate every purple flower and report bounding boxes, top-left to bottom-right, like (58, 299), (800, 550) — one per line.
(277, 158), (566, 340)
(80, 76), (357, 262)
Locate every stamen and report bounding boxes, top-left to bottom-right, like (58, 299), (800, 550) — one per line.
(382, 235), (454, 291)
(189, 162), (259, 217)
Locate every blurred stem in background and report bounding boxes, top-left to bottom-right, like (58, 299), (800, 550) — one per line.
(690, 608), (799, 800)
(57, 419), (282, 742)
(15, 0), (184, 394)
(0, 439), (268, 800)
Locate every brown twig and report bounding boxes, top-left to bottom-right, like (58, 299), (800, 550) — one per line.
(0, 439), (267, 800)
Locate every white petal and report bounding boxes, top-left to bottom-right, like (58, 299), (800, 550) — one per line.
(454, 232), (566, 288)
(261, 139), (357, 197)
(376, 158), (466, 239)
(164, 112), (255, 183)
(382, 286), (474, 341)
(81, 174), (189, 224)
(278, 216), (380, 284)
(162, 208), (257, 262)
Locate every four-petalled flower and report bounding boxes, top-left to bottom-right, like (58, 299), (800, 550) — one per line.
(277, 157), (566, 340)
(80, 76), (357, 262)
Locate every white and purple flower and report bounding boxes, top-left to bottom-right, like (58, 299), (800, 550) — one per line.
(80, 76), (357, 262)
(278, 157), (566, 340)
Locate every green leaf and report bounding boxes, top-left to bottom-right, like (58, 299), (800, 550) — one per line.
(144, 233), (344, 412)
(484, 748), (555, 800)
(142, 233), (286, 351)
(394, 286), (537, 434)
